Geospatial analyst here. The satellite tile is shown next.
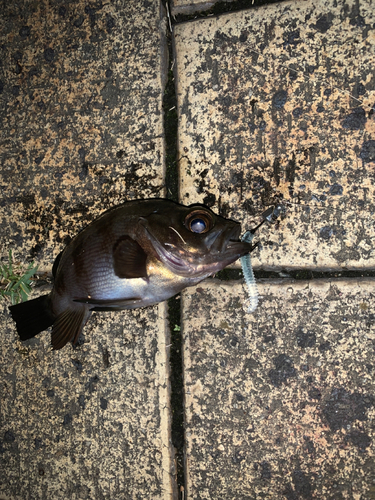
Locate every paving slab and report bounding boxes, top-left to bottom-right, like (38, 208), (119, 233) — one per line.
(0, 0), (167, 269)
(174, 0), (375, 270)
(182, 278), (375, 499)
(0, 1), (175, 498)
(1, 298), (174, 499)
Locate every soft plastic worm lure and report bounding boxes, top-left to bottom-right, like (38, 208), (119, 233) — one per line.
(240, 230), (258, 313)
(240, 206), (279, 313)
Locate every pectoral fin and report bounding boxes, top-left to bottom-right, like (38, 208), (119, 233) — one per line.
(113, 236), (148, 279)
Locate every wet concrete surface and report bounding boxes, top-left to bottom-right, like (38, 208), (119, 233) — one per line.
(174, 0), (375, 271)
(1, 299), (174, 499)
(182, 279), (375, 499)
(0, 0), (374, 498)
(173, 0), (375, 497)
(0, 1), (174, 498)
(0, 0), (167, 269)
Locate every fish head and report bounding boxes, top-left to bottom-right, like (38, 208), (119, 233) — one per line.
(140, 203), (253, 279)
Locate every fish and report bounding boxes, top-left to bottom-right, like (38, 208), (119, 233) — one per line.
(9, 199), (258, 350)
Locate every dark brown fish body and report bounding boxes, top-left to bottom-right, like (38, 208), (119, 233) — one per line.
(10, 199), (255, 350)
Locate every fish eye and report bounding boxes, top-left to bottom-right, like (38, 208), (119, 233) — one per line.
(184, 210), (213, 234)
(190, 218), (206, 233)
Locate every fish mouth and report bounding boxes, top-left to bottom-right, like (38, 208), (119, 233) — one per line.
(143, 221), (254, 278)
(220, 241), (254, 271)
(215, 225), (253, 259)
(194, 228), (254, 277)
(226, 240), (253, 256)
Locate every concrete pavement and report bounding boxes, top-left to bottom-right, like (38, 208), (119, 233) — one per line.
(0, 0), (374, 498)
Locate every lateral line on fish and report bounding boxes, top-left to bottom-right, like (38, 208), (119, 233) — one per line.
(169, 226), (187, 245)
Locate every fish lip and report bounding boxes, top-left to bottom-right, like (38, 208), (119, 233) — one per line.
(225, 240), (253, 257)
(229, 224), (242, 242)
(204, 224), (241, 253)
(220, 224), (256, 261)
(217, 224), (251, 257)
(202, 224), (253, 273)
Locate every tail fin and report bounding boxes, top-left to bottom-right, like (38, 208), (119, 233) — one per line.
(9, 294), (56, 341)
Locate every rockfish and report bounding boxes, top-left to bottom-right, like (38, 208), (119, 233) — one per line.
(9, 199), (257, 350)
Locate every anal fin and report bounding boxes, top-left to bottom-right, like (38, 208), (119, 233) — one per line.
(51, 308), (91, 350)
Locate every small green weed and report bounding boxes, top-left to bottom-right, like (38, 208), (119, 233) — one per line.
(0, 250), (38, 305)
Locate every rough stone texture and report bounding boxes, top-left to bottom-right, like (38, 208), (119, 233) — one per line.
(182, 279), (375, 499)
(0, 0), (167, 270)
(174, 0), (375, 270)
(0, 298), (174, 499)
(0, 1), (175, 498)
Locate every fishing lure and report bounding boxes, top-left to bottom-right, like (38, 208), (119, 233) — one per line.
(240, 230), (258, 313)
(241, 206), (280, 313)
